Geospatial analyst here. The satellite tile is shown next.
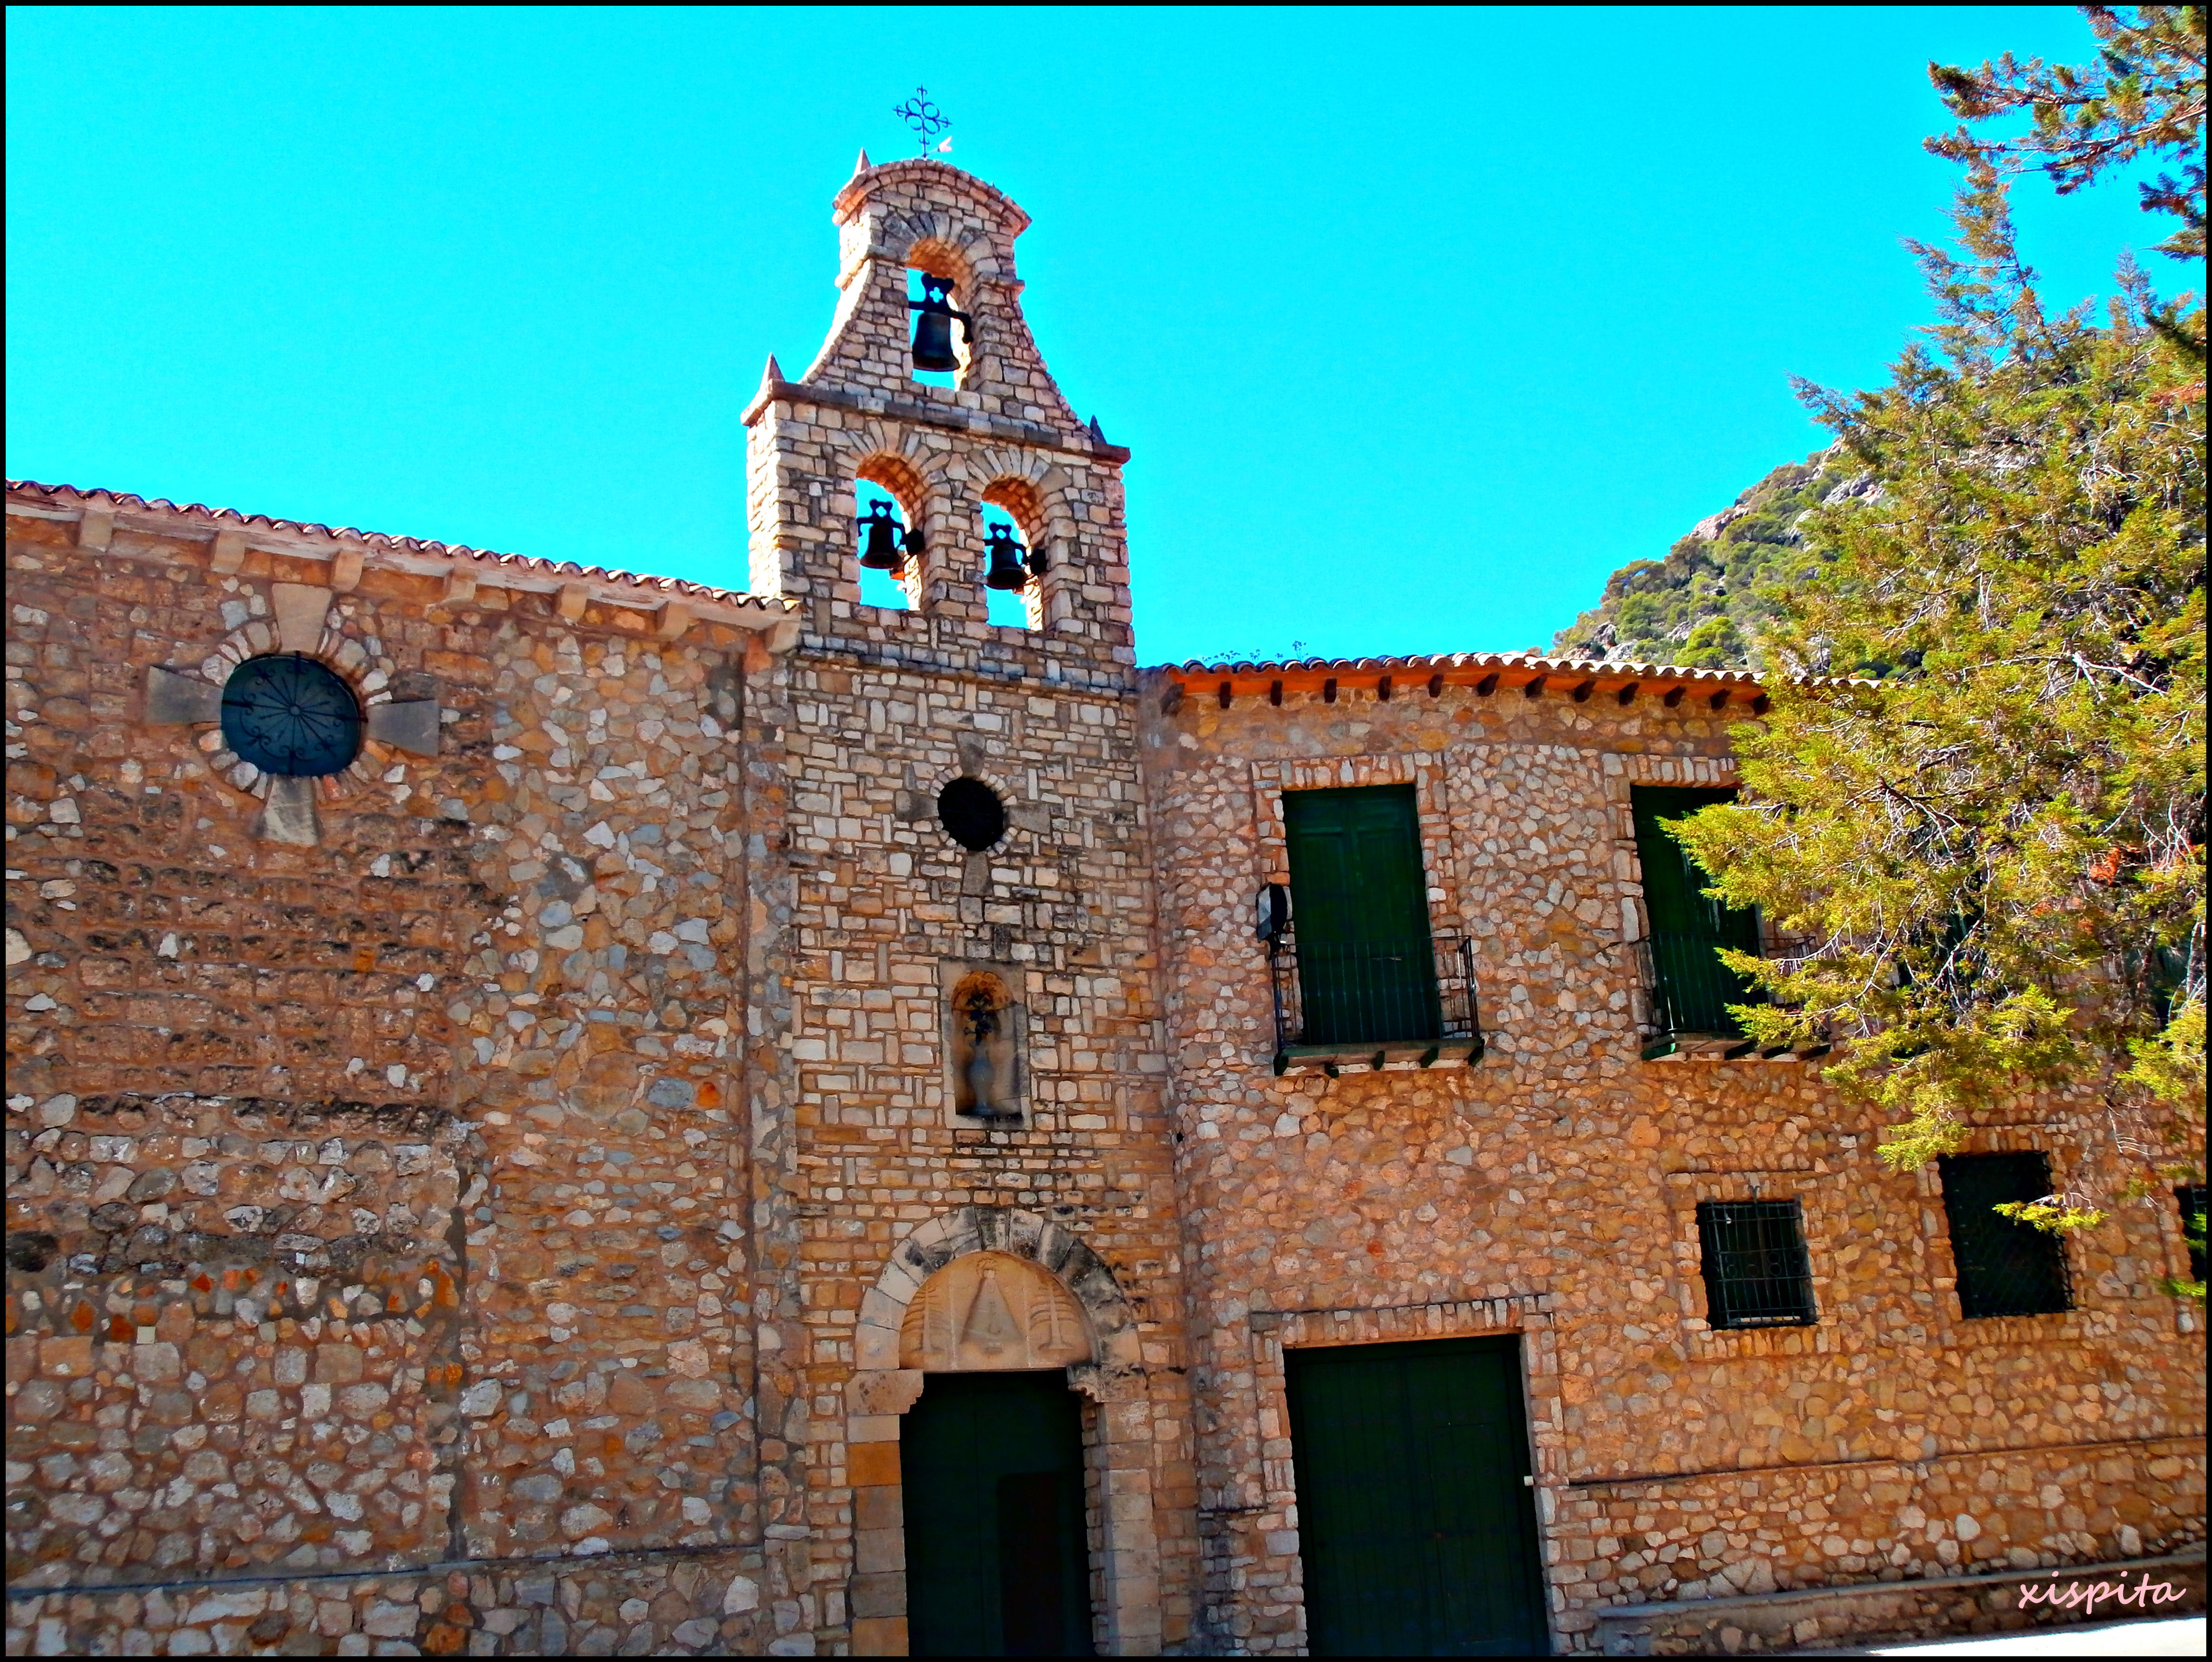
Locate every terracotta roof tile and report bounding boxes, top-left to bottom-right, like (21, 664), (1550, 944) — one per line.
(5, 479), (786, 614)
(1164, 650), (1766, 689)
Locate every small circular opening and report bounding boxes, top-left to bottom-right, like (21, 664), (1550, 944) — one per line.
(220, 654), (364, 777)
(937, 777), (1007, 852)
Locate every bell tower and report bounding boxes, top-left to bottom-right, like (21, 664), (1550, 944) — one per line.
(735, 158), (1187, 1655)
(742, 155), (1134, 661)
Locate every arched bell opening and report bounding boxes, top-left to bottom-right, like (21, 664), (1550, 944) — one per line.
(978, 479), (1045, 631)
(851, 458), (928, 612)
(906, 265), (972, 389)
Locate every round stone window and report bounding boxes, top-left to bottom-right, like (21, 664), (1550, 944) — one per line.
(220, 654), (364, 778)
(938, 777), (1008, 852)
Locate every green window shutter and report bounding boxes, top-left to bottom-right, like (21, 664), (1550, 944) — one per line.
(1937, 1152), (2074, 1319)
(1283, 785), (1439, 1044)
(1632, 786), (1762, 1037)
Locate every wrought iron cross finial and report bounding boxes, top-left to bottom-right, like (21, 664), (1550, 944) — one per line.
(893, 86), (951, 156)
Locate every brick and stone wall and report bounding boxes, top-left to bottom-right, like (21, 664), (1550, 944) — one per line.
(1138, 658), (2206, 1653)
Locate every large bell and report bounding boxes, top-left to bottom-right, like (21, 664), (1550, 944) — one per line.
(909, 273), (968, 372)
(858, 500), (905, 571)
(984, 524), (1030, 591)
(912, 307), (958, 372)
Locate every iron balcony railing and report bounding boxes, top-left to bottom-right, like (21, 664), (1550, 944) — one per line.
(1269, 928), (1481, 1059)
(1635, 929), (1764, 1041)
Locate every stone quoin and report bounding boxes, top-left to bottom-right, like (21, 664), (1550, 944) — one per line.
(5, 155), (2204, 1656)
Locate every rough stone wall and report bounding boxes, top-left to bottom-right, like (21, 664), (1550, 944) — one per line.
(1138, 668), (2207, 1653)
(5, 493), (790, 1649)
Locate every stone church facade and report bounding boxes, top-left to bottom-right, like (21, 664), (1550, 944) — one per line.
(4, 158), (2203, 1657)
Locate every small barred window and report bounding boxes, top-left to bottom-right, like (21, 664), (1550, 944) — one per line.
(1696, 1199), (1817, 1329)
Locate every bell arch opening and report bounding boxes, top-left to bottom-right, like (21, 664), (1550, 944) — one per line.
(851, 455), (927, 611)
(905, 263), (971, 390)
(979, 480), (1044, 630)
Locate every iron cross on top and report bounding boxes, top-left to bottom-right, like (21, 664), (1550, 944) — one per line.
(894, 86), (951, 155)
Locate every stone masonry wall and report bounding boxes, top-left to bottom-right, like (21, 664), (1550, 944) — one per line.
(6, 490), (795, 1651)
(1138, 663), (2207, 1653)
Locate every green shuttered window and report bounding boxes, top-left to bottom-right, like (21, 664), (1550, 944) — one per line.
(1631, 786), (1762, 1039)
(1282, 785), (1441, 1045)
(1938, 1152), (2074, 1319)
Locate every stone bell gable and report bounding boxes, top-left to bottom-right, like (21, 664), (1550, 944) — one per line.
(810, 157), (1085, 431)
(743, 157), (1135, 661)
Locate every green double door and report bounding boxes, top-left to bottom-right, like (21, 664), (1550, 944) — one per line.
(1286, 1336), (1549, 1656)
(1284, 785), (1439, 1044)
(903, 1371), (1094, 1656)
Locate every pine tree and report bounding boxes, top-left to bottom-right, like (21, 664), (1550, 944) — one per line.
(1668, 7), (2205, 1255)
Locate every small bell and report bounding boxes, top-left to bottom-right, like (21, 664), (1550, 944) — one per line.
(983, 524), (1030, 591)
(858, 500), (905, 572)
(909, 273), (970, 373)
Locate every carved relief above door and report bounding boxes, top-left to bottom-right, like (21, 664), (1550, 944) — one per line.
(900, 1249), (1092, 1372)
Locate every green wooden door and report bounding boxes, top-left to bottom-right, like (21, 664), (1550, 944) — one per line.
(903, 1371), (1094, 1657)
(1286, 1336), (1548, 1656)
(1284, 785), (1439, 1044)
(1631, 786), (1762, 1035)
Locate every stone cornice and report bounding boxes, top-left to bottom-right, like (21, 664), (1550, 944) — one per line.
(741, 376), (1131, 465)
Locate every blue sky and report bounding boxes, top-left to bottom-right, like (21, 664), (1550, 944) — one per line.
(4, 7), (2175, 664)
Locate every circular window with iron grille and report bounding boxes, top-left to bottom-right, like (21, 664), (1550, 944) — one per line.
(220, 654), (364, 777)
(937, 777), (1008, 852)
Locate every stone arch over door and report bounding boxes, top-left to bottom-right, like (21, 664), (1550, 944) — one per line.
(846, 1206), (1159, 1657)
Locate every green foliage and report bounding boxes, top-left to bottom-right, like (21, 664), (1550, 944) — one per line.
(1929, 4), (2207, 262)
(1666, 7), (2206, 1243)
(2165, 1198), (2207, 1301)
(1552, 452), (1842, 670)
(1993, 1198), (2110, 1231)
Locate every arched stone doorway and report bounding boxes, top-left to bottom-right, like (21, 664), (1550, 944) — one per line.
(846, 1207), (1159, 1657)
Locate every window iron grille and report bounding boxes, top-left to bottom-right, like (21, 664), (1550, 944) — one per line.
(1635, 931), (1764, 1040)
(1938, 1152), (2074, 1319)
(1695, 1200), (1817, 1329)
(1268, 927), (1480, 1058)
(219, 654), (363, 778)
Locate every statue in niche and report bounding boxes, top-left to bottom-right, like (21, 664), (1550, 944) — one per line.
(950, 970), (1020, 1121)
(902, 1251), (1091, 1371)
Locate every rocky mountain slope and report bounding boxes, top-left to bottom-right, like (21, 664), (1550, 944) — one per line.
(1550, 445), (1873, 670)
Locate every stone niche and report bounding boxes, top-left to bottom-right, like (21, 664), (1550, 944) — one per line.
(900, 1250), (1091, 1372)
(943, 960), (1027, 1124)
